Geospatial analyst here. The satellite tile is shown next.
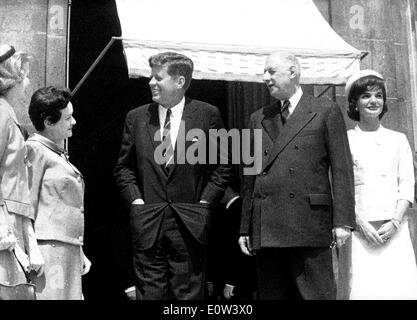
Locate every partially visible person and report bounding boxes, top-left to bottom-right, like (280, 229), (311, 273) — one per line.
(221, 191), (256, 301)
(345, 70), (417, 299)
(413, 152), (417, 202)
(206, 186), (255, 301)
(26, 86), (91, 299)
(0, 44), (43, 287)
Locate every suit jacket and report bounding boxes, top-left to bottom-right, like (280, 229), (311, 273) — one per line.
(207, 189), (255, 299)
(115, 98), (233, 250)
(240, 95), (355, 249)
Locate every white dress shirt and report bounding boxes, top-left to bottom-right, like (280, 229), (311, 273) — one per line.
(281, 86), (303, 118)
(158, 97), (185, 151)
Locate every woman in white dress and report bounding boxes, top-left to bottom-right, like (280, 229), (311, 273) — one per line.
(345, 69), (417, 299)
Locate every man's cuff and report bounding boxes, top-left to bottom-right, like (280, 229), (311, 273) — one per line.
(124, 286), (136, 293)
(131, 199), (144, 205)
(334, 225), (354, 231)
(226, 196), (240, 210)
(201, 183), (224, 205)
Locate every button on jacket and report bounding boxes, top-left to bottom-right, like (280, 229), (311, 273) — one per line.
(0, 97), (32, 218)
(25, 133), (84, 246)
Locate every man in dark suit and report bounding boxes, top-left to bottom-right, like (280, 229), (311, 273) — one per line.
(114, 52), (233, 300)
(238, 52), (355, 300)
(206, 185), (256, 301)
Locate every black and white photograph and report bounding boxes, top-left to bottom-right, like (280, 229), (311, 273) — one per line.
(1, 0), (417, 314)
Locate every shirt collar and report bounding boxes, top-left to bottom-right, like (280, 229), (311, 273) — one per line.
(158, 97), (185, 119)
(282, 87), (303, 113)
(28, 132), (68, 157)
(28, 133), (83, 177)
(354, 124), (384, 133)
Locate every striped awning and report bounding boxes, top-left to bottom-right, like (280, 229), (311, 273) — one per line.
(116, 0), (365, 85)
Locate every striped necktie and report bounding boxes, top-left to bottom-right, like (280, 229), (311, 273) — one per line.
(162, 108), (174, 170)
(281, 100), (291, 125)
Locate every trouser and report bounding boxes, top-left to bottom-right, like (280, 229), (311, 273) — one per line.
(255, 247), (336, 300)
(134, 208), (206, 300)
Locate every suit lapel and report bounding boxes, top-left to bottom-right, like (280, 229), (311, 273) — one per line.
(144, 103), (169, 177)
(167, 97), (198, 179)
(264, 96), (316, 171)
(145, 103), (161, 151)
(261, 101), (281, 142)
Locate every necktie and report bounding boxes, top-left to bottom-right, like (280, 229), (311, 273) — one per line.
(162, 108), (174, 171)
(281, 100), (290, 125)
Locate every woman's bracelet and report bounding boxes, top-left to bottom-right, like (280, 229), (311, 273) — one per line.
(390, 218), (401, 229)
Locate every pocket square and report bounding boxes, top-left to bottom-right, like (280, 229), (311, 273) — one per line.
(192, 137), (199, 142)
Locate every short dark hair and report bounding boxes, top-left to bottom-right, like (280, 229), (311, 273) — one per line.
(148, 52), (194, 90)
(347, 75), (387, 121)
(29, 86), (72, 131)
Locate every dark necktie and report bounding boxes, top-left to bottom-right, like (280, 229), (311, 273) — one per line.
(162, 108), (174, 171)
(281, 100), (291, 125)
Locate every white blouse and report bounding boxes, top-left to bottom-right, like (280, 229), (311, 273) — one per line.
(348, 125), (414, 221)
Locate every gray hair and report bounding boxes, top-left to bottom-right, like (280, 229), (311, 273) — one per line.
(269, 52), (301, 83)
(283, 53), (301, 83)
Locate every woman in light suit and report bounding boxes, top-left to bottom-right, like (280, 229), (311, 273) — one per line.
(346, 70), (417, 299)
(0, 44), (43, 286)
(26, 86), (91, 299)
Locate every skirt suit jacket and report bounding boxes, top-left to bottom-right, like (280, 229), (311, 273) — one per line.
(0, 97), (32, 285)
(25, 133), (85, 299)
(240, 95), (356, 249)
(25, 133), (84, 246)
(0, 97), (32, 218)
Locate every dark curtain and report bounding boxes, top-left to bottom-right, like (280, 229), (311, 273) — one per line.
(226, 82), (316, 130)
(69, 0), (149, 300)
(226, 82), (273, 130)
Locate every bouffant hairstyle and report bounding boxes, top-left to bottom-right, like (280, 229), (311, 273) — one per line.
(347, 75), (387, 121)
(0, 44), (31, 95)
